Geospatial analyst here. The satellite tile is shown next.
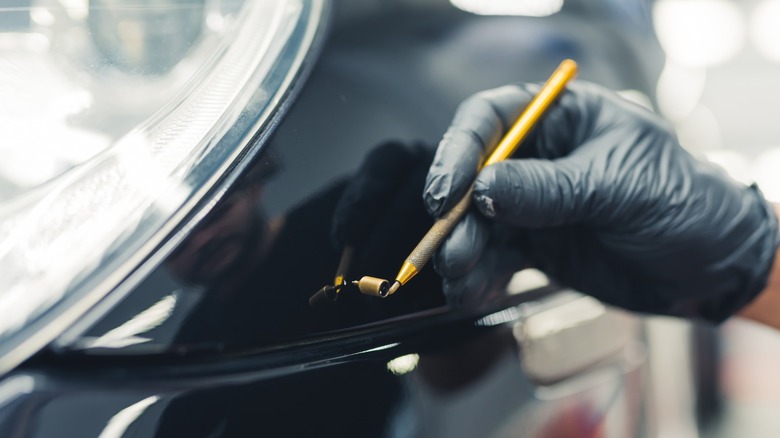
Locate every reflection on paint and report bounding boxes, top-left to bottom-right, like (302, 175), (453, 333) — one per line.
(98, 395), (160, 438)
(387, 354), (420, 375)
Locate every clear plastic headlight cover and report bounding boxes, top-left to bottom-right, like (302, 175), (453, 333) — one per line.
(0, 0), (326, 374)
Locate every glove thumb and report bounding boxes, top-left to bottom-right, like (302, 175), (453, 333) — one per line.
(473, 158), (591, 227)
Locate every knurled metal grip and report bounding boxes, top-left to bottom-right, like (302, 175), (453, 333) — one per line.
(407, 186), (474, 269)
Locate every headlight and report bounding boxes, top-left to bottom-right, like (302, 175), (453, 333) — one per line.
(0, 0), (327, 375)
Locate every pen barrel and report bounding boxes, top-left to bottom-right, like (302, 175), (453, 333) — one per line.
(483, 59), (577, 167)
(407, 187), (474, 269)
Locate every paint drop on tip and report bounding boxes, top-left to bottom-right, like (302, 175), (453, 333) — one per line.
(388, 281), (401, 296)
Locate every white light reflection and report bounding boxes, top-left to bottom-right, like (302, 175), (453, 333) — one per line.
(476, 307), (520, 327)
(49, 90), (92, 117)
(361, 343), (401, 354)
(751, 0), (780, 63)
(450, 0), (563, 17)
(0, 375), (35, 411)
(387, 354), (419, 376)
(29, 7), (55, 26)
(0, 123), (105, 188)
(654, 0), (745, 68)
(116, 134), (190, 213)
(98, 396), (160, 438)
(207, 12), (226, 32)
(58, 0), (89, 21)
(78, 294), (177, 349)
(506, 268), (549, 295)
(0, 32), (102, 190)
(0, 32), (50, 52)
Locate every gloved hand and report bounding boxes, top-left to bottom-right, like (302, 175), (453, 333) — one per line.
(424, 81), (779, 322)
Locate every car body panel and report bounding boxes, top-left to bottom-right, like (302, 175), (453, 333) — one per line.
(1, 293), (646, 437)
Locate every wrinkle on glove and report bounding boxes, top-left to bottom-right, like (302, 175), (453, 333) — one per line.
(424, 86), (533, 217)
(424, 81), (779, 322)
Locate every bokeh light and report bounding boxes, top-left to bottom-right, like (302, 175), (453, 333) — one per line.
(654, 0), (745, 68)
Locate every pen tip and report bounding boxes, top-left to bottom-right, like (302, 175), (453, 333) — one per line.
(387, 281), (401, 296)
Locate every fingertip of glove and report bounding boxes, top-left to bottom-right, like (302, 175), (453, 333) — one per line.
(423, 174), (449, 217)
(423, 192), (443, 217)
(473, 167), (498, 218)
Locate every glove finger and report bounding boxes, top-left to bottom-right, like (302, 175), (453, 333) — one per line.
(424, 85), (534, 217)
(442, 244), (524, 309)
(433, 210), (490, 279)
(473, 158), (595, 228)
(332, 142), (428, 248)
(523, 81), (663, 161)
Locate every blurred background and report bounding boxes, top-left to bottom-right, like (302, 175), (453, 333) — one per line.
(451, 0), (780, 436)
(649, 1), (780, 437)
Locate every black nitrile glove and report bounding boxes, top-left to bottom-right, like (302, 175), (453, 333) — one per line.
(424, 81), (779, 322)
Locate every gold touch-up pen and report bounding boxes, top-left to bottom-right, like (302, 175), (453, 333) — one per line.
(385, 59), (579, 297)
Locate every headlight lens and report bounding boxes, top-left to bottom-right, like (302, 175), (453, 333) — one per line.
(0, 0), (326, 374)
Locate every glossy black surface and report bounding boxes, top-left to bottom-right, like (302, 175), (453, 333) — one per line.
(1, 294), (647, 437)
(0, 0), (664, 436)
